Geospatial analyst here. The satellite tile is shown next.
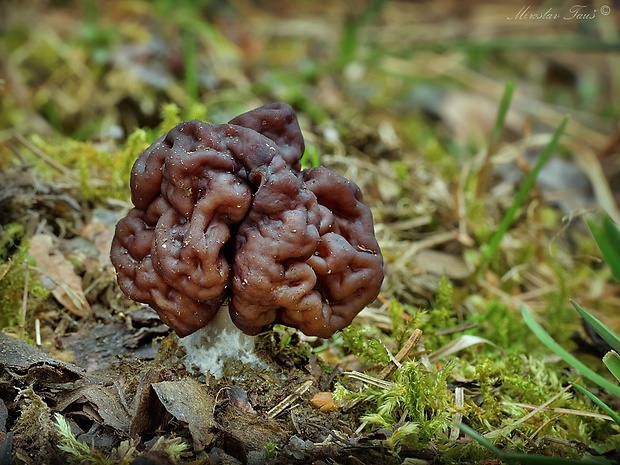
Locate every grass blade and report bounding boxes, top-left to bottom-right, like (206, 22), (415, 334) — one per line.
(476, 80), (516, 197)
(456, 423), (503, 456)
(571, 301), (620, 353)
(339, 0), (387, 65)
(459, 421), (610, 464)
(588, 214), (620, 282)
(492, 80), (516, 142)
(182, 30), (198, 107)
(481, 116), (569, 266)
(572, 382), (620, 427)
(521, 306), (620, 398)
(494, 453), (610, 464)
(603, 350), (620, 384)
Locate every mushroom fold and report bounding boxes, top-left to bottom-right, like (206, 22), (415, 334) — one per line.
(110, 103), (383, 337)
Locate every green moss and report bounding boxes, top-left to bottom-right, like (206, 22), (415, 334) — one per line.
(467, 299), (534, 352)
(0, 225), (50, 330)
(391, 160), (409, 182)
(341, 325), (391, 365)
(258, 324), (312, 366)
(334, 315), (618, 460)
(396, 359), (457, 440)
(387, 299), (419, 348)
(16, 121), (156, 204)
(335, 359), (458, 451)
(386, 278), (456, 349)
(158, 103), (182, 132)
(456, 353), (615, 452)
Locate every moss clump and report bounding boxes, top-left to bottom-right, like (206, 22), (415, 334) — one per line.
(335, 359), (458, 452)
(13, 387), (58, 462)
(336, 347), (615, 460)
(387, 276), (457, 349)
(258, 324), (312, 367)
(466, 299), (535, 353)
(341, 325), (392, 365)
(26, 132), (141, 202)
(0, 224), (50, 331)
(459, 353), (612, 456)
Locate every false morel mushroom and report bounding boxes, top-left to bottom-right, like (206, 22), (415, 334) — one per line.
(110, 103), (384, 341)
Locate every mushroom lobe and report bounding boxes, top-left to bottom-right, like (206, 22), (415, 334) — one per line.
(111, 102), (383, 338)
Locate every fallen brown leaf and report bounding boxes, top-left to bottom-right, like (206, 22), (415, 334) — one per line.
(152, 379), (216, 451)
(28, 233), (90, 317)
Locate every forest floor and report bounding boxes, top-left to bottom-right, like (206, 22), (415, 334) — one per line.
(1, 1), (620, 464)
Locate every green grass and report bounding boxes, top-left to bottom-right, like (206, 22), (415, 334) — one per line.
(480, 116), (569, 269)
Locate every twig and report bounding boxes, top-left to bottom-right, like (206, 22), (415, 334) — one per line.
(485, 383), (574, 439)
(378, 328), (422, 379)
(20, 269), (28, 340)
(14, 133), (74, 178)
(450, 387), (464, 440)
(343, 329), (423, 412)
(267, 380), (313, 418)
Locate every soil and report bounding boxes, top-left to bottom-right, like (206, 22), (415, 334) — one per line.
(0, 315), (438, 464)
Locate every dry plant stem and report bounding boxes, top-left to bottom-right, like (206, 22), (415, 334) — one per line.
(596, 125), (620, 161)
(511, 404), (613, 422)
(450, 387), (464, 440)
(456, 159), (475, 247)
(485, 383), (574, 439)
(378, 328), (422, 379)
(529, 413), (562, 442)
(20, 270), (28, 339)
(14, 133), (74, 178)
(569, 139), (620, 224)
(267, 380), (313, 419)
(343, 329), (423, 413)
(35, 319), (41, 346)
(392, 231), (459, 271)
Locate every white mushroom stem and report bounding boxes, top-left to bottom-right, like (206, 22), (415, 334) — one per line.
(179, 304), (266, 378)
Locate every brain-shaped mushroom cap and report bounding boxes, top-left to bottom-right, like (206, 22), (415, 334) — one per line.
(110, 103), (383, 338)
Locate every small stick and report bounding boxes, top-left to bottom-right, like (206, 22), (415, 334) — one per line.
(378, 329), (422, 379)
(35, 319), (41, 347)
(450, 387), (464, 440)
(268, 380), (313, 418)
(14, 133), (74, 178)
(20, 270), (29, 340)
(344, 329), (423, 412)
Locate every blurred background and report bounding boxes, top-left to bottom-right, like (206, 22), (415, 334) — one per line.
(2, 0), (619, 140)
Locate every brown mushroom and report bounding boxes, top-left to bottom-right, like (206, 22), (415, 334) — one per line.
(110, 102), (383, 341)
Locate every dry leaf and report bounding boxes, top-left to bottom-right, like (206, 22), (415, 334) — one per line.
(429, 335), (500, 362)
(28, 233), (91, 317)
(61, 384), (132, 435)
(152, 379), (216, 451)
(80, 208), (120, 268)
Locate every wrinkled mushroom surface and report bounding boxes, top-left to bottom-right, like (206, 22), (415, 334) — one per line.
(111, 103), (383, 338)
